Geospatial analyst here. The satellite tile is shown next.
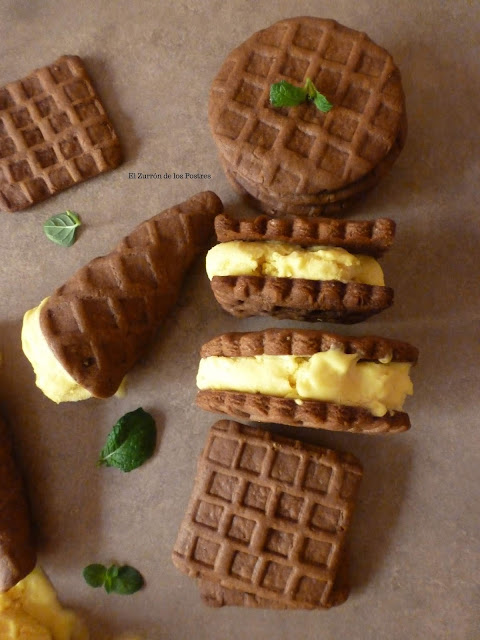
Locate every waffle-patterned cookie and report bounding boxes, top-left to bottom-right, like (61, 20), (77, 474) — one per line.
(0, 55), (122, 212)
(219, 112), (407, 208)
(172, 420), (362, 608)
(0, 414), (36, 592)
(210, 276), (394, 323)
(197, 329), (418, 433)
(209, 215), (395, 322)
(209, 17), (406, 215)
(200, 328), (418, 362)
(220, 115), (406, 217)
(198, 553), (349, 608)
(215, 214), (395, 256)
(197, 389), (410, 434)
(38, 191), (223, 398)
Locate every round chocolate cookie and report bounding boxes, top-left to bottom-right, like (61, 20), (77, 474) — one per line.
(209, 17), (407, 216)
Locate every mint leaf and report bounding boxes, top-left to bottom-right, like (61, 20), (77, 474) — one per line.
(43, 210), (81, 247)
(270, 77), (333, 113)
(98, 408), (156, 472)
(270, 80), (307, 107)
(104, 565), (119, 594)
(110, 566), (144, 595)
(83, 564), (107, 588)
(313, 91), (333, 113)
(83, 564), (144, 595)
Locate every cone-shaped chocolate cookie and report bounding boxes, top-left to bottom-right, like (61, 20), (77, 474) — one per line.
(172, 420), (362, 608)
(209, 214), (395, 322)
(38, 191), (223, 398)
(209, 17), (407, 216)
(0, 414), (36, 592)
(196, 328), (418, 433)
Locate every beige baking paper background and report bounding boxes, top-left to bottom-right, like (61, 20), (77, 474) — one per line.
(0, 1), (478, 638)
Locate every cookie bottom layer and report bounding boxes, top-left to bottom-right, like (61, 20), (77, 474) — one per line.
(211, 275), (394, 323)
(196, 389), (410, 434)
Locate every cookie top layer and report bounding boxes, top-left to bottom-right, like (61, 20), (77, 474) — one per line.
(209, 17), (406, 195)
(0, 55), (122, 212)
(215, 213), (395, 257)
(200, 328), (418, 363)
(172, 419), (362, 608)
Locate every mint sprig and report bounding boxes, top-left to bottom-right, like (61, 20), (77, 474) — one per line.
(98, 408), (156, 472)
(269, 80), (308, 107)
(43, 210), (81, 247)
(83, 564), (144, 595)
(270, 77), (333, 113)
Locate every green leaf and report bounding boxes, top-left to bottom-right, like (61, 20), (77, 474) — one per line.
(43, 210), (81, 247)
(270, 80), (307, 107)
(110, 565), (144, 595)
(98, 408), (156, 472)
(83, 563), (107, 588)
(104, 565), (119, 594)
(270, 77), (333, 113)
(313, 91), (333, 113)
(83, 563), (144, 595)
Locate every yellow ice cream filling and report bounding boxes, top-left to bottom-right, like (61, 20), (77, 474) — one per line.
(0, 567), (88, 640)
(197, 350), (413, 417)
(21, 298), (126, 404)
(206, 241), (385, 285)
(22, 298), (93, 404)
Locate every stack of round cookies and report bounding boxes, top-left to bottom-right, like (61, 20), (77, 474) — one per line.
(209, 17), (406, 216)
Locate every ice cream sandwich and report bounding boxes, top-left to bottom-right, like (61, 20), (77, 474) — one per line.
(209, 17), (406, 216)
(207, 213), (395, 322)
(196, 328), (418, 434)
(172, 419), (362, 608)
(0, 414), (36, 592)
(22, 191), (223, 402)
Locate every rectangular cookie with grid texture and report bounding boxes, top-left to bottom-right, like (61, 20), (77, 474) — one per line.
(0, 55), (122, 212)
(207, 214), (395, 323)
(172, 419), (362, 608)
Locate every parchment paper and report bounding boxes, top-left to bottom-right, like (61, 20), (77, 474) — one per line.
(0, 1), (478, 638)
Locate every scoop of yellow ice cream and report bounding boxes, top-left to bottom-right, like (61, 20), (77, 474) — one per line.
(22, 299), (127, 403)
(0, 567), (88, 640)
(206, 241), (385, 285)
(197, 350), (413, 417)
(21, 299), (93, 404)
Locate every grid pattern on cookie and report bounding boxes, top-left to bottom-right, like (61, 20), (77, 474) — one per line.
(39, 191), (222, 398)
(172, 420), (362, 608)
(219, 111), (407, 208)
(198, 552), (350, 608)
(200, 328), (419, 364)
(196, 390), (411, 434)
(215, 213), (395, 256)
(220, 118), (405, 217)
(211, 276), (394, 322)
(209, 17), (405, 194)
(0, 55), (122, 212)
